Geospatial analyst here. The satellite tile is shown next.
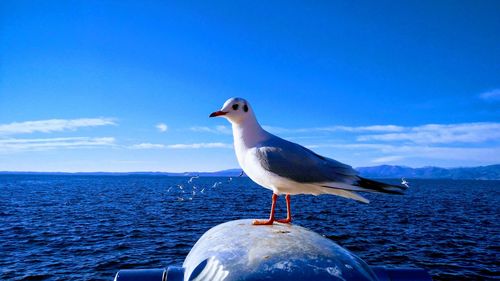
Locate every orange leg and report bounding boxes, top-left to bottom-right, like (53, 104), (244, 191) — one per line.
(253, 193), (278, 225)
(276, 194), (292, 223)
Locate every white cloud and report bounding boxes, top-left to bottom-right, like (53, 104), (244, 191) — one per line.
(479, 89), (500, 102)
(380, 145), (500, 163)
(0, 118), (116, 135)
(307, 142), (500, 164)
(0, 137), (116, 153)
(357, 122), (500, 144)
(166, 142), (232, 149)
(129, 143), (166, 149)
(262, 122), (500, 145)
(331, 125), (405, 132)
(371, 155), (405, 163)
(156, 123), (168, 132)
(263, 125), (404, 134)
(128, 142), (233, 150)
(190, 125), (231, 134)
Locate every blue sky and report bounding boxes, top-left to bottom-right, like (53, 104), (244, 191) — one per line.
(0, 1), (499, 172)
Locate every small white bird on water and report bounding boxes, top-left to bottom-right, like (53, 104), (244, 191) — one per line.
(210, 97), (407, 225)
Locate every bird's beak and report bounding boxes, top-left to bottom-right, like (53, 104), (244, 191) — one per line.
(209, 111), (227, 117)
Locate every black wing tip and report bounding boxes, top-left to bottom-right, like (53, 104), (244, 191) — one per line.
(356, 177), (407, 195)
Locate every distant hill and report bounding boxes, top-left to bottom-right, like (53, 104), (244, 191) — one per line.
(356, 164), (500, 180)
(0, 169), (245, 177)
(1, 165), (499, 180)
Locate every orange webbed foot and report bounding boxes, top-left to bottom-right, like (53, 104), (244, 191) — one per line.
(276, 218), (291, 224)
(252, 219), (275, 225)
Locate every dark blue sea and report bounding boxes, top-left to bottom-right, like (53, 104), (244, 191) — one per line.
(0, 175), (498, 280)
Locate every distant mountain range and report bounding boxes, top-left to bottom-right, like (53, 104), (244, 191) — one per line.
(1, 165), (500, 180)
(0, 169), (243, 177)
(356, 164), (500, 180)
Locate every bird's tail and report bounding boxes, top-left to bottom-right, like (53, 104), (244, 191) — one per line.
(319, 187), (370, 204)
(354, 177), (408, 195)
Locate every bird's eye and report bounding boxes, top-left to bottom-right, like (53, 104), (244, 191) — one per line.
(243, 104), (248, 112)
(232, 104), (239, 110)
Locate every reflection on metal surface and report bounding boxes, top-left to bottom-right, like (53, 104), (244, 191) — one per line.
(189, 257), (229, 281)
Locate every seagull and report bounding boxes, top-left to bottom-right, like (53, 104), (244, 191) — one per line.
(401, 178), (409, 188)
(210, 97), (407, 225)
(188, 175), (199, 184)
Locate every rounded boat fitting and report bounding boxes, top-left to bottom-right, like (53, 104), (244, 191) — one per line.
(182, 219), (378, 281)
(114, 219), (432, 281)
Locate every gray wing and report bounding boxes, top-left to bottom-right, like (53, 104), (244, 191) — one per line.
(255, 137), (358, 184)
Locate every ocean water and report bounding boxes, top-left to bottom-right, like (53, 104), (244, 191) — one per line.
(0, 175), (498, 281)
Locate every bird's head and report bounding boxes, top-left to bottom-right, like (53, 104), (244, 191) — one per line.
(209, 97), (254, 124)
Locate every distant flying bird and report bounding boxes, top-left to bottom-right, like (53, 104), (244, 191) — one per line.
(188, 175), (199, 184)
(401, 178), (410, 188)
(210, 97), (407, 225)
